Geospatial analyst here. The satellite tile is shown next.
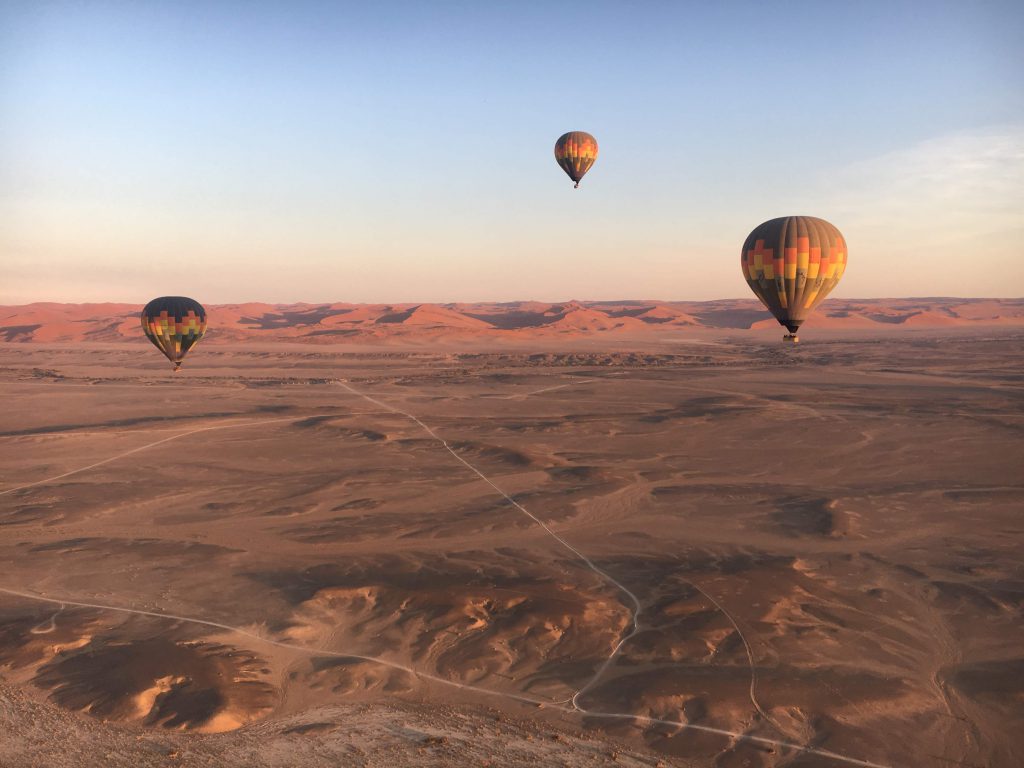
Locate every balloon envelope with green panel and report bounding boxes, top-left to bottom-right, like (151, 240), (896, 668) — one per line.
(141, 296), (208, 371)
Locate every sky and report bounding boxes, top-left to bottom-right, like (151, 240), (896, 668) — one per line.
(2, 0), (1022, 304)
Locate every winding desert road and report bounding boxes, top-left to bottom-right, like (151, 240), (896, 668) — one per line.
(332, 379), (645, 707)
(0, 586), (891, 768)
(0, 373), (894, 768)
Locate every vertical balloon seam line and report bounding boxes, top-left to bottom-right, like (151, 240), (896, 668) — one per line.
(739, 235), (747, 304)
(758, 234), (774, 318)
(812, 218), (837, 313)
(811, 217), (831, 314)
(833, 231), (848, 307)
(831, 224), (844, 308)
(795, 217), (812, 327)
(818, 229), (836, 311)
(803, 217), (819, 316)
(793, 217), (809, 327)
(746, 231), (757, 309)
(829, 221), (841, 310)
(778, 216), (791, 326)
(749, 231), (761, 313)
(769, 220), (785, 321)
(744, 229), (775, 324)
(807, 219), (824, 329)
(750, 238), (770, 319)
(790, 218), (805, 326)
(771, 218), (782, 322)
(757, 228), (778, 319)
(792, 217), (803, 318)
(793, 216), (810, 330)
(815, 219), (823, 313)
(814, 216), (831, 313)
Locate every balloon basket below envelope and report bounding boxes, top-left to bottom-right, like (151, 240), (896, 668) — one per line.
(783, 334), (799, 343)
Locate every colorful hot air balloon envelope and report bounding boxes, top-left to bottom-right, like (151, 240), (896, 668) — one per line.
(554, 131), (598, 188)
(141, 296), (207, 371)
(741, 216), (848, 342)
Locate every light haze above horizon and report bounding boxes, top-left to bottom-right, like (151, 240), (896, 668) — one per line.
(2, 0), (1022, 305)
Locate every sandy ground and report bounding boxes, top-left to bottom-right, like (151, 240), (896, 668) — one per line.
(0, 330), (1022, 767)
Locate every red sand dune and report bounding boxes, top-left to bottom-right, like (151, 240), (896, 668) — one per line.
(0, 298), (1021, 344)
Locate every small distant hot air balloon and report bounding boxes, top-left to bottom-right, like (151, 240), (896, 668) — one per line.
(141, 296), (207, 371)
(741, 216), (848, 343)
(554, 131), (598, 188)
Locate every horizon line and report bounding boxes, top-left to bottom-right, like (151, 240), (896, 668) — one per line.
(3, 295), (1023, 308)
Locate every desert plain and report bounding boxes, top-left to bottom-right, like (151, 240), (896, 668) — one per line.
(1, 299), (1022, 768)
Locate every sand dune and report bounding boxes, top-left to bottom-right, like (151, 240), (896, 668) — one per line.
(2, 298), (1021, 345)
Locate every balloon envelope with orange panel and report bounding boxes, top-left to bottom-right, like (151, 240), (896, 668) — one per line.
(141, 296), (208, 371)
(554, 131), (598, 188)
(740, 216), (848, 342)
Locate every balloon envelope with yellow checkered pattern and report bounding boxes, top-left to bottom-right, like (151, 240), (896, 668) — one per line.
(741, 216), (848, 337)
(554, 131), (598, 188)
(141, 296), (207, 372)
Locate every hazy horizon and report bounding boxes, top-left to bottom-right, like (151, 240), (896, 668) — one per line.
(3, 1), (1023, 305)
(3, 293), (1024, 309)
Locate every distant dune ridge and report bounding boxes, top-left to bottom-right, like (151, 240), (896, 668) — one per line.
(0, 298), (1022, 343)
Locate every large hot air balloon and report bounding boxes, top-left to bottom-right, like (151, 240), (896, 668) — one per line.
(554, 131), (598, 188)
(741, 216), (847, 342)
(141, 296), (207, 371)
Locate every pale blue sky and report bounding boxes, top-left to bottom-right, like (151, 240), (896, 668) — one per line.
(2, 0), (1022, 303)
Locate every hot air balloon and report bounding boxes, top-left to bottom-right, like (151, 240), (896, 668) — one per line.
(554, 131), (598, 188)
(141, 296), (207, 371)
(741, 216), (847, 343)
